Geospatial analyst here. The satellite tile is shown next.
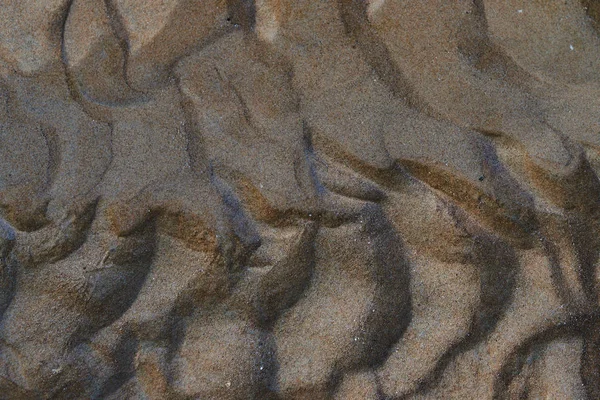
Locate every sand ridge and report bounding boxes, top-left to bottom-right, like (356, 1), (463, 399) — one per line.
(0, 0), (599, 398)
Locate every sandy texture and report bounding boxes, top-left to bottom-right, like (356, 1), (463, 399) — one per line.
(1, 0), (600, 398)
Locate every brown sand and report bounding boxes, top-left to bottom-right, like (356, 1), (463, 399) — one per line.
(0, 0), (600, 398)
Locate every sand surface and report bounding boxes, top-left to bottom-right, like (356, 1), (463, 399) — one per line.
(1, 0), (600, 398)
